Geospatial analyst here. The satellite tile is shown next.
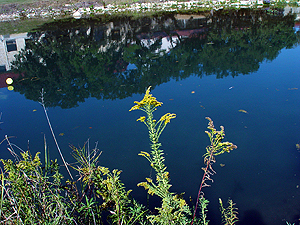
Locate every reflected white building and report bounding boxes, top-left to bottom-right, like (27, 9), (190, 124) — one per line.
(0, 33), (28, 72)
(284, 6), (300, 20)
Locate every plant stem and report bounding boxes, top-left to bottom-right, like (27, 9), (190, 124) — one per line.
(40, 89), (73, 180)
(191, 150), (213, 225)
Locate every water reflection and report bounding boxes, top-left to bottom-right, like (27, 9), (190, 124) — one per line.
(10, 8), (300, 108)
(1, 8), (300, 225)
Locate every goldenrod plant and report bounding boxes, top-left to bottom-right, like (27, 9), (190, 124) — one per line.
(130, 86), (191, 224)
(219, 198), (239, 225)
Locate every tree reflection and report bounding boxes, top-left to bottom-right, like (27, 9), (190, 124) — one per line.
(12, 9), (300, 108)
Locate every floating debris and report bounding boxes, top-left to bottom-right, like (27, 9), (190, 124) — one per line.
(238, 109), (248, 114)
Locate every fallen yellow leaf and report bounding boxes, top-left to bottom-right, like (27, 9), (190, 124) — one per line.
(238, 109), (248, 114)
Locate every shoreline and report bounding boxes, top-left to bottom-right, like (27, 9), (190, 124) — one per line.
(1, 0), (299, 22)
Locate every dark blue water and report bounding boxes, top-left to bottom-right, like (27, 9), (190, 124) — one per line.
(1, 8), (300, 225)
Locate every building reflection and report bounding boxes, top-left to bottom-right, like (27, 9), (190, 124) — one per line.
(0, 33), (28, 72)
(0, 7), (299, 92)
(0, 13), (209, 88)
(0, 33), (29, 88)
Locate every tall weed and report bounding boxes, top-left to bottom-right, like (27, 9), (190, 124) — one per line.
(0, 87), (238, 225)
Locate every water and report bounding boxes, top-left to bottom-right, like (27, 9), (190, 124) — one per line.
(1, 8), (300, 225)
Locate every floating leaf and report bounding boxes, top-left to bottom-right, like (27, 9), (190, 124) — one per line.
(238, 109), (248, 114)
(59, 133), (65, 136)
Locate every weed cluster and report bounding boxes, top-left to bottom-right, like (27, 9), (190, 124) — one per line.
(0, 87), (238, 224)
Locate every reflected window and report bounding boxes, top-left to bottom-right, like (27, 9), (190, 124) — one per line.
(6, 39), (17, 52)
(0, 65), (6, 72)
(112, 30), (120, 40)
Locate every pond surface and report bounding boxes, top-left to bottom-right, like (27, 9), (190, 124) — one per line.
(1, 8), (300, 225)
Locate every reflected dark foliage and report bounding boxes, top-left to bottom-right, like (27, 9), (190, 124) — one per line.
(12, 8), (300, 108)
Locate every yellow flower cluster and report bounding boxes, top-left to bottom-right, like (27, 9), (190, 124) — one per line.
(129, 86), (163, 111)
(136, 116), (146, 122)
(138, 151), (150, 157)
(159, 113), (176, 124)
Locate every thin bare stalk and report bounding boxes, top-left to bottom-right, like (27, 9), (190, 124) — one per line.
(4, 135), (21, 161)
(39, 89), (73, 180)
